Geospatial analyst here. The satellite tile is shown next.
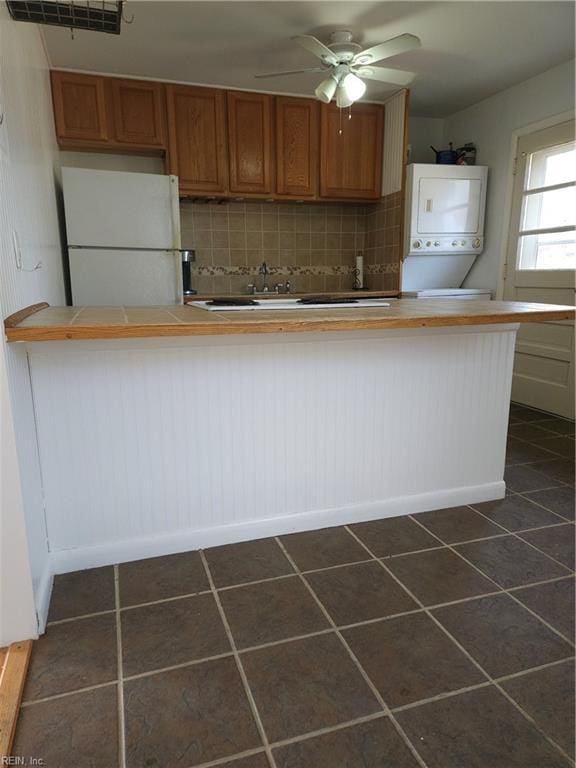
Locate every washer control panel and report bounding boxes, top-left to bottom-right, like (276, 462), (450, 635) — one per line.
(409, 236), (483, 255)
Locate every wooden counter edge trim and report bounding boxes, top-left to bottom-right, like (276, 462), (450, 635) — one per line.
(5, 308), (575, 342)
(4, 303), (50, 329)
(0, 640), (33, 758)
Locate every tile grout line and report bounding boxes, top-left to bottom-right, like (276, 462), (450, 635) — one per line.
(514, 490), (574, 523)
(409, 514), (575, 648)
(120, 588), (213, 611)
(183, 746), (269, 768)
(465, 502), (574, 573)
(114, 564), (127, 768)
(507, 421), (572, 437)
(184, 712), (392, 768)
(464, 501), (572, 536)
(20, 680), (119, 708)
(124, 650), (237, 682)
(47, 608), (118, 626)
(389, 655), (576, 714)
(507, 573), (575, 592)
(264, 710), (388, 751)
(274, 536), (430, 768)
(345, 525), (576, 765)
(199, 550), (278, 768)
(273, 540), (390, 713)
(507, 481), (572, 494)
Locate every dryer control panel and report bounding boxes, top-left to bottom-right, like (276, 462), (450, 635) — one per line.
(410, 236), (484, 253)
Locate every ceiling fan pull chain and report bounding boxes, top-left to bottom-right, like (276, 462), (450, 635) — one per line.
(338, 107), (343, 136)
(348, 105), (352, 120)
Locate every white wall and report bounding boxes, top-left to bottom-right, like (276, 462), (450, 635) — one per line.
(0, 342), (36, 643)
(60, 151), (165, 174)
(0, 8), (67, 641)
(443, 59), (575, 292)
(408, 117), (444, 164)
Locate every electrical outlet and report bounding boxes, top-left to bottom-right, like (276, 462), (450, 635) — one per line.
(12, 228), (22, 269)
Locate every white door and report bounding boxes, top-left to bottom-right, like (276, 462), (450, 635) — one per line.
(69, 249), (181, 306)
(503, 120), (575, 418)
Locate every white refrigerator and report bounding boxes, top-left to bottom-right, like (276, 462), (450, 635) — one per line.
(62, 168), (182, 305)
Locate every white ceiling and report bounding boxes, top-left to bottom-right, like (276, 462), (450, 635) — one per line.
(42, 1), (575, 117)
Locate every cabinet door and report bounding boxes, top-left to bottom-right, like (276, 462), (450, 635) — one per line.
(51, 71), (108, 143)
(320, 103), (384, 199)
(167, 85), (228, 194)
(111, 79), (166, 148)
(227, 92), (273, 195)
(275, 96), (319, 198)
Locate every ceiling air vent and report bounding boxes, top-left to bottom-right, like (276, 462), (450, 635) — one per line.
(5, 0), (125, 34)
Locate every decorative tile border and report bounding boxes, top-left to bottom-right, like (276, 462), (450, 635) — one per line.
(192, 263), (399, 277)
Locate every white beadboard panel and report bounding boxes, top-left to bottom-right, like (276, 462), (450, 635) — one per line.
(0, 8), (66, 635)
(27, 326), (517, 567)
(51, 480), (505, 574)
(381, 90), (407, 196)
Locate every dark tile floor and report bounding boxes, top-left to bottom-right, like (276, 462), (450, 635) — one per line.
(13, 403), (575, 768)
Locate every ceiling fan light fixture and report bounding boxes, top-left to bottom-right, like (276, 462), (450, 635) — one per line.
(342, 72), (366, 101)
(314, 75), (338, 103)
(335, 84), (354, 109)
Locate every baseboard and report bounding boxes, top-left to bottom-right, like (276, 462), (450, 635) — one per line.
(34, 561), (53, 634)
(49, 481), (505, 574)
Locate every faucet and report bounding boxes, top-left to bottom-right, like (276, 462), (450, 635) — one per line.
(259, 261), (269, 292)
(248, 264), (293, 295)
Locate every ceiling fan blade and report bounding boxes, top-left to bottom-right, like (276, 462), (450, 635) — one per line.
(353, 33), (421, 65)
(353, 66), (416, 87)
(292, 35), (338, 65)
(254, 67), (327, 79)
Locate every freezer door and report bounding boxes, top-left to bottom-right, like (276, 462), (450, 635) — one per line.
(62, 168), (180, 249)
(69, 249), (180, 306)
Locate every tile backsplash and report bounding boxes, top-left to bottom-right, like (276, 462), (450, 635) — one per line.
(180, 195), (401, 295)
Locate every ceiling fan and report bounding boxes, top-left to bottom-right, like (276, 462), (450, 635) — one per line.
(255, 30), (421, 108)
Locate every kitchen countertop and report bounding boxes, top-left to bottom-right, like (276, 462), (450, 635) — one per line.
(4, 300), (574, 342)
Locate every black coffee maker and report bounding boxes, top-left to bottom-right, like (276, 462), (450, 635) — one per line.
(181, 250), (196, 296)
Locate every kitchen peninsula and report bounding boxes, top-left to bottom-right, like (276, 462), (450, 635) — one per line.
(5, 299), (574, 577)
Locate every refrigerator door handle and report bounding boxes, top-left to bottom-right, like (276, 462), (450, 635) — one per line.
(169, 175), (184, 304)
(169, 176), (182, 252)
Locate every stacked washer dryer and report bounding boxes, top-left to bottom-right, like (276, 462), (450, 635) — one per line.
(402, 164), (491, 301)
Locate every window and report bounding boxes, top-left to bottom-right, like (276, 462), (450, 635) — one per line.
(517, 140), (576, 270)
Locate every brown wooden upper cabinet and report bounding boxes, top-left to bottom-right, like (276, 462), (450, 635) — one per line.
(50, 70), (389, 202)
(275, 96), (319, 199)
(166, 85), (228, 195)
(110, 79), (166, 148)
(51, 71), (109, 144)
(227, 92), (273, 195)
(320, 102), (384, 200)
(51, 71), (167, 151)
